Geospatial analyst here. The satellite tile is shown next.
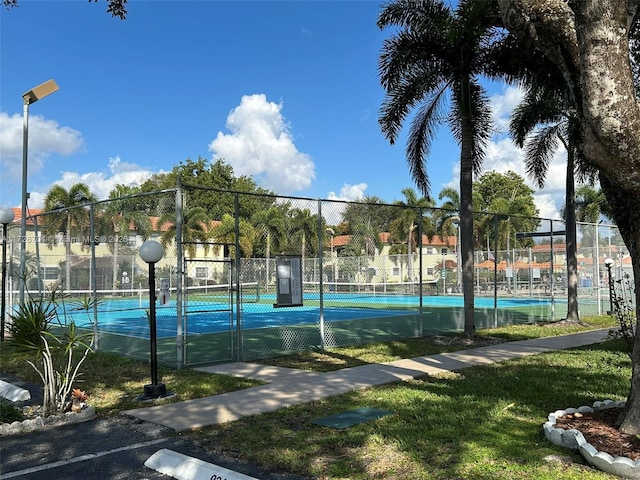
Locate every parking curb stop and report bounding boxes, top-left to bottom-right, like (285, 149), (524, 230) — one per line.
(145, 448), (259, 480)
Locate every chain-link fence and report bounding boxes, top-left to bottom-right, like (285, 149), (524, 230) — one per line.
(2, 182), (628, 368)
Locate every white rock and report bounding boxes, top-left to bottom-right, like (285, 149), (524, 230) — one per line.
(612, 456), (638, 478)
(590, 451), (615, 472)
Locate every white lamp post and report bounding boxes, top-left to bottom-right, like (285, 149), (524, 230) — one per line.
(19, 79), (59, 304)
(0, 207), (15, 341)
(138, 240), (169, 400)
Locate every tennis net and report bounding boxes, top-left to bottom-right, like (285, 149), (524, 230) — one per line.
(304, 280), (436, 298)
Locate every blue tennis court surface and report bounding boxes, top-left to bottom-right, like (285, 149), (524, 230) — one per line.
(56, 294), (550, 338)
(60, 304), (406, 338)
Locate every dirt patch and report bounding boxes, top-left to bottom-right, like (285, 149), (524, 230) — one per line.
(554, 407), (640, 460)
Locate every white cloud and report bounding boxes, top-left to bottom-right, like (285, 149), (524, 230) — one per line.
(208, 94), (315, 194)
(440, 86), (572, 220)
(28, 156), (156, 208)
(0, 112), (84, 184)
(327, 183), (367, 202)
(534, 192), (562, 220)
(490, 85), (524, 134)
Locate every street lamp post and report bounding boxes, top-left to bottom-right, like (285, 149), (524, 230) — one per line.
(604, 257), (615, 315)
(19, 79), (59, 304)
(0, 207), (15, 341)
(138, 240), (170, 400)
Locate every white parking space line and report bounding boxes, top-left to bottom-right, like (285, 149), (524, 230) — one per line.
(0, 438), (167, 479)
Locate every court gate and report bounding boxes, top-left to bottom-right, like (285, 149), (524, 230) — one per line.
(183, 256), (237, 365)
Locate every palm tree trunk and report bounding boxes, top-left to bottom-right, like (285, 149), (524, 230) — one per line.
(565, 150), (580, 322)
(459, 76), (476, 336)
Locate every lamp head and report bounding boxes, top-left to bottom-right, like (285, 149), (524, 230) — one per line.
(604, 258), (614, 267)
(22, 79), (59, 105)
(0, 207), (15, 225)
(139, 240), (164, 264)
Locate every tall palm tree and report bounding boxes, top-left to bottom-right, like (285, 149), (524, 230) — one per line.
(106, 185), (152, 290)
(510, 86), (597, 323)
(378, 0), (499, 335)
(42, 183), (97, 290)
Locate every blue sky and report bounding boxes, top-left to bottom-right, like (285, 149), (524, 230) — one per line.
(1, 0), (567, 219)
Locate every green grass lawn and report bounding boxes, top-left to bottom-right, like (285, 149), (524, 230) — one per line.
(1, 315), (628, 479)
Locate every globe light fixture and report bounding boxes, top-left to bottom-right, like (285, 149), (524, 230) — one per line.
(138, 240), (171, 400)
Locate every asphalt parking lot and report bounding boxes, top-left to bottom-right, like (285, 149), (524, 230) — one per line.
(0, 415), (307, 480)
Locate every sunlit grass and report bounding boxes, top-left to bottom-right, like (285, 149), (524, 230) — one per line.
(0, 347), (262, 414)
(256, 315), (618, 371)
(189, 337), (628, 479)
(0, 314), (625, 479)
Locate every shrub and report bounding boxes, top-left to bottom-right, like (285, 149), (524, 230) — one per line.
(0, 399), (25, 424)
(7, 290), (59, 351)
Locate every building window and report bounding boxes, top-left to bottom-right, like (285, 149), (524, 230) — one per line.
(441, 248), (448, 255)
(426, 267), (434, 277)
(392, 267), (400, 276)
(195, 266), (208, 279)
(43, 266), (59, 280)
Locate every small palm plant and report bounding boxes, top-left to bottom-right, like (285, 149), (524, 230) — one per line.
(7, 286), (95, 417)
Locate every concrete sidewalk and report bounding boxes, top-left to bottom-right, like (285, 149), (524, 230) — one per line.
(123, 329), (610, 432)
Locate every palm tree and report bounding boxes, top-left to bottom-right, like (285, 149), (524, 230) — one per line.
(573, 184), (612, 259)
(435, 187), (461, 240)
(211, 213), (256, 259)
(389, 188), (435, 282)
(251, 206), (287, 286)
(106, 185), (152, 290)
(159, 205), (211, 259)
(42, 183), (97, 291)
(378, 0), (499, 336)
(288, 208), (319, 263)
(574, 184), (610, 225)
(510, 86), (596, 323)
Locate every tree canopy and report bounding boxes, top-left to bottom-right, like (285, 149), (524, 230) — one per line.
(140, 157), (276, 220)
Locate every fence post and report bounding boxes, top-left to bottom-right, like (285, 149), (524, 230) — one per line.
(550, 220), (555, 318)
(317, 199), (325, 351)
(32, 215), (43, 296)
(175, 179), (184, 370)
(90, 204), (99, 350)
(234, 192), (242, 361)
(418, 207), (424, 336)
(493, 214), (499, 327)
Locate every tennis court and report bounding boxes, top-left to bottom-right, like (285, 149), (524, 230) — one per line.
(57, 292), (552, 340)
